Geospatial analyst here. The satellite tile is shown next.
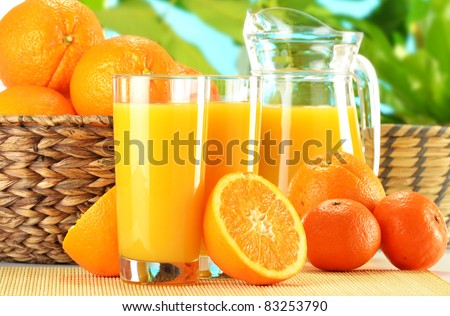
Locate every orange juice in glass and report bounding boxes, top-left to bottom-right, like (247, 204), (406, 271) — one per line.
(205, 76), (261, 199)
(113, 75), (207, 284)
(259, 73), (366, 194)
(200, 76), (261, 278)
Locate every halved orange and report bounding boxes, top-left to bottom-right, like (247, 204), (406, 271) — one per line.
(62, 186), (119, 277)
(203, 173), (307, 285)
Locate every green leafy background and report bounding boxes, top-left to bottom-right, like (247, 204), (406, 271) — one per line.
(81, 0), (450, 125)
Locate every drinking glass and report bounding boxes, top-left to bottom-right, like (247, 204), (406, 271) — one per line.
(114, 75), (207, 284)
(200, 75), (261, 278)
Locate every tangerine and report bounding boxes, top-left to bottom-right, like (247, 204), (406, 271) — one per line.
(62, 186), (119, 277)
(203, 172), (307, 285)
(0, 0), (104, 94)
(70, 35), (176, 116)
(302, 198), (381, 271)
(373, 191), (447, 270)
(288, 151), (385, 218)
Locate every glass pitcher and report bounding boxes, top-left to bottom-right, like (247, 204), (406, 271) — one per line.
(243, 7), (380, 194)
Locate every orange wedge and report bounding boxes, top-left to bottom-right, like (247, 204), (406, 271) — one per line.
(62, 186), (119, 277)
(203, 173), (307, 285)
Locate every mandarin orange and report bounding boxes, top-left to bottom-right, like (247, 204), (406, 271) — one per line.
(302, 198), (381, 271)
(0, 0), (104, 94)
(373, 191), (447, 270)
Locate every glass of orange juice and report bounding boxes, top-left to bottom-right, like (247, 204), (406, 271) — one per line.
(200, 75), (261, 278)
(259, 72), (368, 194)
(113, 75), (207, 284)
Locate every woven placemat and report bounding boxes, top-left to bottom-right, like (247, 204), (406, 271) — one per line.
(1, 266), (449, 296)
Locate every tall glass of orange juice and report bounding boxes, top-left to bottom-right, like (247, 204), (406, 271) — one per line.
(259, 72), (367, 194)
(200, 75), (261, 278)
(113, 75), (207, 284)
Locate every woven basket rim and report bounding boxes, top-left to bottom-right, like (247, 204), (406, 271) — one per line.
(381, 123), (450, 129)
(0, 114), (113, 126)
(380, 123), (450, 137)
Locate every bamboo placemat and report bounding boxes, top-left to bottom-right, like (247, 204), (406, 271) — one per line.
(1, 266), (449, 296)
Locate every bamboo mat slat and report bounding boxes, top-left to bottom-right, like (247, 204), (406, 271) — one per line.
(1, 266), (449, 296)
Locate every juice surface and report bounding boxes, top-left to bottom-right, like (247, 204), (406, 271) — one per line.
(259, 105), (363, 194)
(114, 102), (205, 263)
(204, 101), (261, 199)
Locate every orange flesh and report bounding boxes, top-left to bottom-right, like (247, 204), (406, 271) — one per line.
(219, 177), (300, 271)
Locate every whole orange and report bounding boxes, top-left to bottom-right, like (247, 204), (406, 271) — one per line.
(0, 85), (76, 115)
(373, 191), (447, 270)
(70, 35), (176, 116)
(302, 198), (381, 271)
(0, 0), (104, 94)
(62, 186), (119, 277)
(287, 151), (385, 218)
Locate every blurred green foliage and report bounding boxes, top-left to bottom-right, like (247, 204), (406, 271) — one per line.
(81, 0), (450, 125)
(343, 0), (450, 125)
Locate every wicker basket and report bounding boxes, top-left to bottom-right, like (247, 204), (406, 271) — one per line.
(0, 118), (448, 264)
(0, 115), (114, 264)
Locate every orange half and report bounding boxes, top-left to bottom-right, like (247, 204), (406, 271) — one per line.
(203, 173), (307, 285)
(62, 186), (119, 277)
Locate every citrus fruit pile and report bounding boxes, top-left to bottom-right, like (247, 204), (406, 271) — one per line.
(288, 152), (447, 272)
(0, 0), (197, 116)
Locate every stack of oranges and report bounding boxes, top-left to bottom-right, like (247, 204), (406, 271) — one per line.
(0, 0), (195, 116)
(287, 152), (447, 272)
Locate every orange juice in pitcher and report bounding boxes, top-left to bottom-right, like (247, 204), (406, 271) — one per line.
(243, 8), (381, 193)
(260, 103), (363, 193)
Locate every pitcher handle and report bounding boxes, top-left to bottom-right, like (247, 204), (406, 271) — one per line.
(353, 54), (381, 175)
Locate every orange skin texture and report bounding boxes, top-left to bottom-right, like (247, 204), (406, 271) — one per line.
(70, 35), (176, 116)
(0, 0), (104, 94)
(287, 151), (386, 218)
(373, 191), (447, 270)
(0, 85), (76, 115)
(302, 198), (381, 271)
